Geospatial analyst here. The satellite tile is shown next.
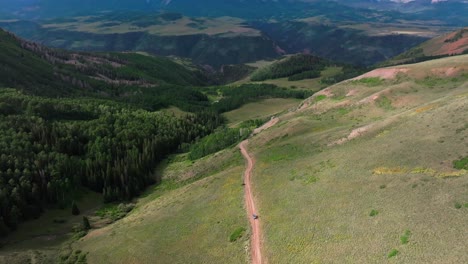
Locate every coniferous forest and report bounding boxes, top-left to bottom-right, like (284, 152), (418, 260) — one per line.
(0, 89), (223, 235)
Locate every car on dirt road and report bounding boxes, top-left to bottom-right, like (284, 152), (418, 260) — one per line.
(252, 214), (258, 219)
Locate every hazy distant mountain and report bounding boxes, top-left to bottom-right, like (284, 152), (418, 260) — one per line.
(0, 0), (466, 25)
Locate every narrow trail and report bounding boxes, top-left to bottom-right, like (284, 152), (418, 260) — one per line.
(240, 117), (278, 264)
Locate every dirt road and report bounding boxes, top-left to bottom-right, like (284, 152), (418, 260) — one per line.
(240, 118), (278, 264)
(240, 140), (262, 264)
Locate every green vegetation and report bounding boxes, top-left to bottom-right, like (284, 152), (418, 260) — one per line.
(0, 89), (222, 235)
(188, 127), (250, 160)
(95, 203), (134, 221)
(82, 217), (91, 230)
(229, 227), (246, 242)
(211, 83), (312, 113)
(388, 249), (399, 258)
(209, 64), (256, 84)
(252, 55), (468, 263)
(369, 209), (379, 217)
(400, 230), (411, 244)
(315, 95), (327, 102)
(0, 30), (322, 237)
(251, 54), (329, 81)
(455, 202), (462, 209)
(224, 98), (300, 126)
(0, 29), (207, 99)
(352, 77), (383, 87)
(453, 156), (468, 170)
(189, 119), (266, 160)
(59, 249), (88, 264)
(288, 70), (321, 81)
(106, 52), (207, 86)
(320, 65), (367, 85)
(376, 96), (394, 110)
(76, 164), (246, 263)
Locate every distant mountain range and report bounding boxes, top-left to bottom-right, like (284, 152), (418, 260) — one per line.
(0, 0), (466, 25)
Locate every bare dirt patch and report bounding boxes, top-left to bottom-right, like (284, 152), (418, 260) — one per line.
(346, 89), (359, 97)
(354, 68), (409, 80)
(329, 124), (373, 146)
(430, 67), (461, 77)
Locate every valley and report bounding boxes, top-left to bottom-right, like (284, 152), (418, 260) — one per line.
(0, 1), (467, 264)
(0, 8), (459, 67)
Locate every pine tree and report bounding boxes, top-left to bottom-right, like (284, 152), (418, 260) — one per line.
(71, 201), (80, 215)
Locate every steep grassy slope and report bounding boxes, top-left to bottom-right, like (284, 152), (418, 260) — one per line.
(247, 55), (468, 262)
(385, 28), (468, 66)
(72, 149), (247, 264)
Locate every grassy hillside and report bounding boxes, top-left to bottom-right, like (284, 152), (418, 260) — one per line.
(247, 55), (468, 262)
(48, 55), (466, 264)
(384, 28), (468, 66)
(75, 150), (247, 264)
(2, 52), (466, 264)
(2, 24), (467, 263)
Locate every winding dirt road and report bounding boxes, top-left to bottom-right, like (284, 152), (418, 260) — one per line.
(240, 118), (278, 264)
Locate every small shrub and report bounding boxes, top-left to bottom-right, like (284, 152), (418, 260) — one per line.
(337, 108), (350, 115)
(464, 203), (468, 208)
(388, 249), (399, 258)
(315, 95), (327, 102)
(77, 252), (87, 263)
(229, 227), (246, 242)
(455, 202), (462, 209)
(96, 203), (134, 221)
(379, 184), (386, 189)
(400, 230), (411, 245)
(453, 156), (468, 170)
(376, 96), (394, 110)
(72, 230), (87, 241)
(82, 216), (91, 230)
(369, 209), (379, 217)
